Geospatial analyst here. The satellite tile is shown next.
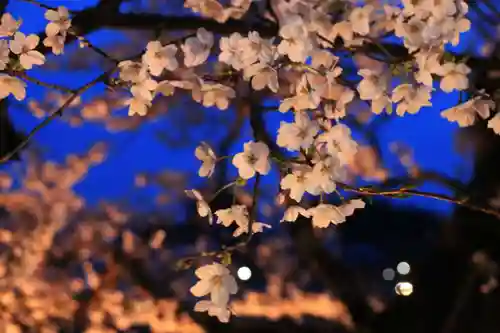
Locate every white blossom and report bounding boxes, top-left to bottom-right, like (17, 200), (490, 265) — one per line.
(9, 32), (46, 70)
(190, 263), (238, 306)
(306, 156), (342, 195)
(315, 124), (358, 165)
(43, 34), (65, 55)
(182, 28), (214, 67)
(277, 15), (313, 62)
(0, 13), (21, 37)
(308, 199), (365, 228)
(349, 5), (373, 36)
(281, 165), (313, 202)
(215, 204), (270, 237)
(124, 94), (151, 116)
(233, 221), (271, 237)
(195, 142), (217, 177)
(488, 112), (500, 135)
(308, 204), (345, 228)
(357, 68), (392, 114)
(215, 205), (248, 227)
(243, 61), (279, 93)
(441, 97), (494, 127)
(44, 6), (71, 37)
(142, 41), (178, 76)
(194, 300), (231, 323)
(330, 21), (358, 47)
(192, 81), (235, 110)
(232, 141), (271, 179)
(0, 75), (26, 101)
(436, 62), (470, 92)
(118, 60), (148, 83)
(185, 189), (213, 224)
(277, 112), (319, 151)
(391, 83), (432, 116)
(281, 205), (310, 222)
(414, 50), (442, 87)
(219, 33), (246, 70)
(130, 77), (158, 102)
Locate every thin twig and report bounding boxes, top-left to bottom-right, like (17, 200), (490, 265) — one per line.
(246, 173), (261, 242)
(68, 29), (120, 64)
(0, 68), (116, 164)
(338, 182), (500, 219)
(19, 0), (55, 10)
(18, 0), (78, 14)
(6, 70), (76, 93)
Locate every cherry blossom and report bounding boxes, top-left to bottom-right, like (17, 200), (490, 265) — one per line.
(243, 61), (279, 93)
(315, 124), (358, 165)
(277, 112), (319, 151)
(185, 189), (213, 224)
(194, 300), (231, 323)
(124, 94), (151, 116)
(436, 62), (470, 92)
(219, 33), (246, 70)
(0, 13), (21, 37)
(182, 28), (214, 67)
(118, 60), (149, 83)
(214, 204), (270, 237)
(488, 113), (500, 135)
(277, 15), (312, 63)
(44, 6), (71, 37)
(43, 34), (65, 55)
(441, 97), (494, 127)
(190, 262), (238, 306)
(308, 204), (346, 228)
(185, 0), (225, 23)
(357, 68), (392, 114)
(233, 221), (271, 237)
(414, 50), (442, 87)
(349, 5), (373, 36)
(280, 165), (312, 202)
(191, 81), (235, 110)
(391, 84), (432, 116)
(215, 205), (248, 227)
(195, 142), (217, 177)
(142, 41), (178, 76)
(330, 21), (356, 46)
(308, 199), (365, 228)
(0, 75), (26, 101)
(9, 32), (46, 70)
(281, 205), (310, 223)
(306, 156), (342, 195)
(232, 141), (271, 179)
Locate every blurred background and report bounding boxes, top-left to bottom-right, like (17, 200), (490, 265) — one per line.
(1, 0), (500, 332)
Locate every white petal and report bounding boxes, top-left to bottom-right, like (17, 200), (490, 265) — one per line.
(190, 279), (212, 297)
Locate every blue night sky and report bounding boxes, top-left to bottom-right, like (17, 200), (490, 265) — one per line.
(3, 0), (498, 221)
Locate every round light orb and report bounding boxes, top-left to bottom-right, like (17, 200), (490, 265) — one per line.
(396, 261), (411, 275)
(395, 281), (413, 296)
(237, 266), (252, 281)
(382, 268), (395, 281)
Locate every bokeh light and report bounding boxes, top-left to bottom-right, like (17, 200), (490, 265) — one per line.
(383, 268), (395, 281)
(397, 262), (411, 275)
(237, 266), (252, 281)
(395, 282), (414, 296)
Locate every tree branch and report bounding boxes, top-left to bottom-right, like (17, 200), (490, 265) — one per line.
(0, 68), (115, 164)
(339, 182), (500, 219)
